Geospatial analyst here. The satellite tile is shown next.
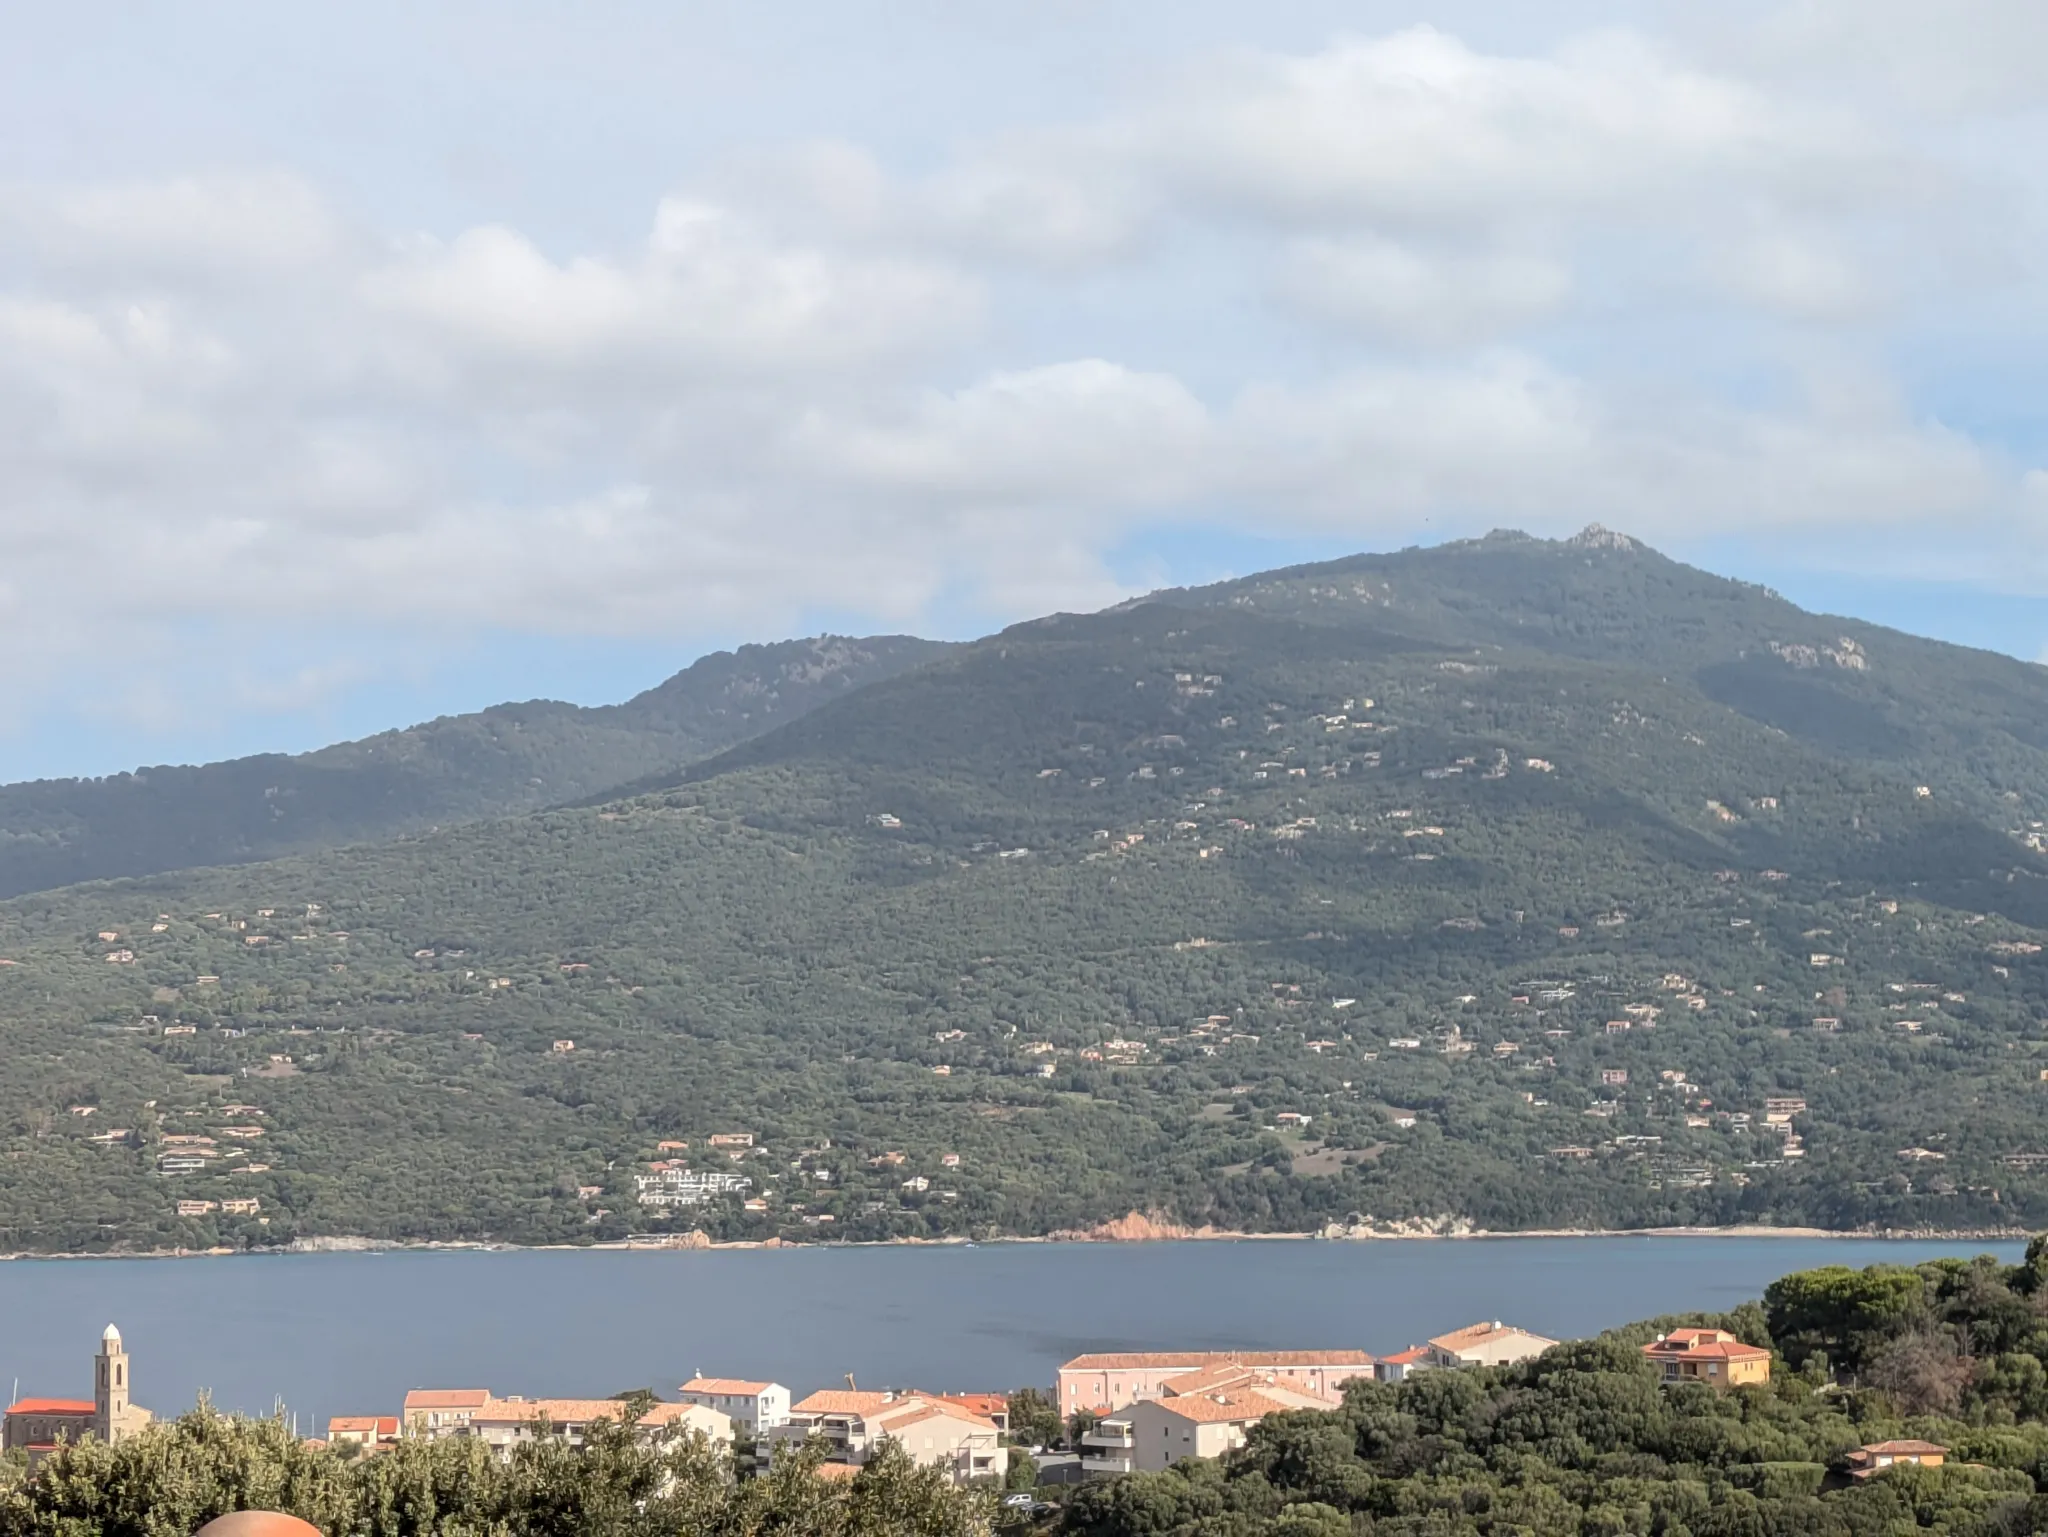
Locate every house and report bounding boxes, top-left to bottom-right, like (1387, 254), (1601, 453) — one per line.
(768, 1391), (1006, 1485)
(468, 1397), (731, 1456)
(708, 1133), (755, 1148)
(328, 1416), (399, 1449)
(2, 1326), (152, 1463)
(1082, 1364), (1340, 1475)
(1373, 1347), (1431, 1383)
(677, 1377), (791, 1432)
(1845, 1440), (1946, 1479)
(1057, 1350), (1375, 1416)
(1425, 1322), (1559, 1369)
(1641, 1328), (1771, 1390)
(401, 1387), (491, 1437)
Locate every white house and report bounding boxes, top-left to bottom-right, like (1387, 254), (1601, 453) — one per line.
(677, 1376), (791, 1432)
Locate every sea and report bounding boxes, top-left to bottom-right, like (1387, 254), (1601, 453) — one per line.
(0, 1237), (2020, 1428)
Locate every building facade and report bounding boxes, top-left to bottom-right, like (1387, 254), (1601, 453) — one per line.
(401, 1388), (492, 1438)
(468, 1397), (731, 1456)
(1057, 1350), (1376, 1416)
(769, 1391), (1007, 1485)
(1081, 1364), (1340, 1477)
(1424, 1322), (1560, 1369)
(677, 1377), (791, 1432)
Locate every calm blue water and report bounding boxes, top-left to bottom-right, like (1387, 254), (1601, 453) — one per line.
(0, 1238), (2018, 1427)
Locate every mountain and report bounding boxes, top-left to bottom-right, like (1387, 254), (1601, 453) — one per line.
(1, 529), (2046, 1255)
(0, 634), (952, 899)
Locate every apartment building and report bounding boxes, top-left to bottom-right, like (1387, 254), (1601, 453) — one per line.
(1057, 1350), (1375, 1416)
(677, 1377), (791, 1433)
(768, 1391), (1006, 1485)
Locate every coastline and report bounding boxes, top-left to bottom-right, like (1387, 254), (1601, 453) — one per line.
(0, 1219), (2027, 1263)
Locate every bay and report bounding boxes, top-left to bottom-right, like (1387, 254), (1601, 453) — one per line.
(0, 1237), (2019, 1428)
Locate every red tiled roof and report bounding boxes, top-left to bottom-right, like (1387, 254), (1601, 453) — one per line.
(680, 1377), (775, 1396)
(6, 1399), (94, 1416)
(930, 1392), (1009, 1419)
(328, 1416), (398, 1436)
(1380, 1347), (1430, 1365)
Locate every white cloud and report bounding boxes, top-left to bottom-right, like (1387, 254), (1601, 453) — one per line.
(1276, 236), (1571, 346)
(363, 198), (978, 378)
(1140, 27), (1854, 230)
(0, 6), (2043, 761)
(793, 360), (1211, 505)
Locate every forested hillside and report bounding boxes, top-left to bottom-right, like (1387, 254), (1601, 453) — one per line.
(0, 635), (950, 898)
(1, 529), (2046, 1253)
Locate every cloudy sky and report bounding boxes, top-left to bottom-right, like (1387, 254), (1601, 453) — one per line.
(4, 0), (2046, 779)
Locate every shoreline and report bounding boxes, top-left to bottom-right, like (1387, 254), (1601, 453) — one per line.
(0, 1221), (2027, 1263)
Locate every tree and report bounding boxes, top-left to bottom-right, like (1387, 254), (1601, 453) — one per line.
(1006, 1391), (1063, 1451)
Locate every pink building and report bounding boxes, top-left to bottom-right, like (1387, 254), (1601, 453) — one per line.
(1057, 1350), (1375, 1416)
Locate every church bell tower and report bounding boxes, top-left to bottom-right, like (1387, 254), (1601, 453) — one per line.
(94, 1324), (128, 1442)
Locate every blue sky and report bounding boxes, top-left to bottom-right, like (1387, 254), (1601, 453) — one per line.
(3, 0), (2046, 781)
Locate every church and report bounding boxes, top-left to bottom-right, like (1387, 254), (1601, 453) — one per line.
(2, 1324), (154, 1461)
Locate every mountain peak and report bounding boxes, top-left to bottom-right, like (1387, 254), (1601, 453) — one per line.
(1566, 523), (1643, 552)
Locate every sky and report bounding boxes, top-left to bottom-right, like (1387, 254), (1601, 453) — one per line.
(3, 0), (2047, 781)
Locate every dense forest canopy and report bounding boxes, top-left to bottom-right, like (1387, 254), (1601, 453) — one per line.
(1, 529), (2046, 1251)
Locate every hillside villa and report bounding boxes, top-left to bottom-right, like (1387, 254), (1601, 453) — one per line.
(1641, 1329), (1772, 1390)
(1846, 1440), (1947, 1479)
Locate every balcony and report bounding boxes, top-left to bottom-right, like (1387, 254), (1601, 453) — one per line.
(1079, 1422), (1134, 1477)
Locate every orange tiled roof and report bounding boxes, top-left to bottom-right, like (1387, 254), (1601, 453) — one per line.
(5, 1399), (94, 1416)
(403, 1389), (491, 1412)
(473, 1398), (658, 1426)
(1857, 1439), (1947, 1457)
(1428, 1322), (1556, 1353)
(792, 1390), (898, 1416)
(680, 1377), (775, 1396)
(1380, 1346), (1430, 1365)
(1147, 1390), (1287, 1425)
(931, 1392), (1009, 1418)
(1642, 1329), (1769, 1362)
(813, 1461), (862, 1481)
(328, 1416), (398, 1436)
(1161, 1364), (1259, 1396)
(1061, 1350), (1373, 1371)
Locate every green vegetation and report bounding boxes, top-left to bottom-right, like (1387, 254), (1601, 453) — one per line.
(0, 1398), (985, 1537)
(1, 529), (2047, 1250)
(0, 636), (949, 899)
(1062, 1248), (2048, 1537)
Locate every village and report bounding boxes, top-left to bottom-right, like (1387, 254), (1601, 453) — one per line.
(0, 1318), (1943, 1494)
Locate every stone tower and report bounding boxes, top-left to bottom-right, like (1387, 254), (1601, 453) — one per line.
(94, 1324), (128, 1443)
